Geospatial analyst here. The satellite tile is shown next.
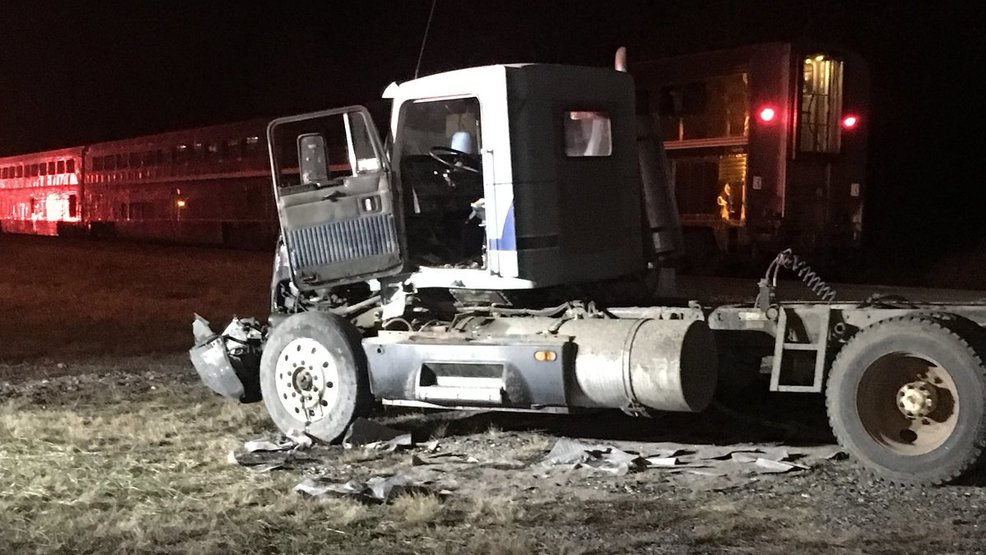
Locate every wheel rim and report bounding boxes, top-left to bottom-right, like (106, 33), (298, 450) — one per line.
(856, 352), (959, 456)
(274, 337), (340, 423)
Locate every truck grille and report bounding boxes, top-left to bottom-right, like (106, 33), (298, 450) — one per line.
(287, 214), (399, 271)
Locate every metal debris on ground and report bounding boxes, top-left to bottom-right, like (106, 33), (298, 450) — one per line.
(540, 438), (648, 476)
(228, 430), (314, 472)
(539, 438), (844, 484)
(294, 474), (436, 504)
(342, 417), (413, 451)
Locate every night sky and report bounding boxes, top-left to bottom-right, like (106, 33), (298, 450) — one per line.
(1, 1), (984, 267)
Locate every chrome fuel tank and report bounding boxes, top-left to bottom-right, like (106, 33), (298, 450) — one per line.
(459, 315), (718, 412)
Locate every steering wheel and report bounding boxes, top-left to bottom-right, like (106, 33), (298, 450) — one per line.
(429, 146), (481, 174)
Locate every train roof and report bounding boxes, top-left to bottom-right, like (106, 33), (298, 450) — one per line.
(85, 118), (270, 154)
(0, 146), (86, 165)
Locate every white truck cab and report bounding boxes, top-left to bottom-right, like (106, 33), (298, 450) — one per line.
(268, 64), (646, 295)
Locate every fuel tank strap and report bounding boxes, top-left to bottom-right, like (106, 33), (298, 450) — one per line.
(620, 318), (649, 411)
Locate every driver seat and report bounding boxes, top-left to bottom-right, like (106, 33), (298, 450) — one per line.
(450, 131), (478, 155)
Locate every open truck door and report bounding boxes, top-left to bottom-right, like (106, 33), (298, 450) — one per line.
(268, 106), (404, 290)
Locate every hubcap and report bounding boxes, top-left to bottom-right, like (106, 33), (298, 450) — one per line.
(856, 353), (959, 456)
(896, 381), (939, 418)
(274, 337), (340, 423)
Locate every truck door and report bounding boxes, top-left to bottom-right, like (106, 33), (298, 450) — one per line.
(268, 106), (404, 289)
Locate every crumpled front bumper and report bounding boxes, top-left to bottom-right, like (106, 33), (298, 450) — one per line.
(189, 315), (263, 403)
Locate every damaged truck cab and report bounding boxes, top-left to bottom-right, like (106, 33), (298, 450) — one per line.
(193, 61), (986, 487)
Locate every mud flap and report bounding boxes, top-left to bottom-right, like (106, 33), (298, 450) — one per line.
(189, 315), (264, 403)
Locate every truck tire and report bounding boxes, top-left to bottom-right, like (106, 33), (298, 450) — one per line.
(826, 315), (986, 485)
(259, 311), (372, 443)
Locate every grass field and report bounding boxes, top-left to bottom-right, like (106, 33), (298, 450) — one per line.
(0, 235), (271, 362)
(0, 372), (559, 554)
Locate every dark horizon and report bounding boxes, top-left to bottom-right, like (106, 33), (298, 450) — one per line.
(2, 1), (984, 263)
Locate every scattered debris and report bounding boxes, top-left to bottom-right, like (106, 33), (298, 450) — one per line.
(754, 457), (808, 474)
(294, 474), (432, 504)
(228, 431), (314, 472)
(541, 438), (647, 476)
(537, 438), (841, 486)
(227, 421), (849, 494)
(342, 418), (413, 451)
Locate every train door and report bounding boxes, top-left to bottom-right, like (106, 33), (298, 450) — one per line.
(267, 106), (404, 290)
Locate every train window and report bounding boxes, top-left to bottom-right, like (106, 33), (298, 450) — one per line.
(93, 157), (103, 171)
(39, 163), (47, 176)
(57, 160), (65, 174)
(67, 159), (75, 173)
(129, 152), (140, 167)
(800, 54), (844, 153)
(226, 138), (241, 158)
(1, 168), (7, 178)
(116, 154), (127, 169)
(563, 111), (612, 157)
(106, 156), (116, 170)
(49, 161), (56, 174)
(16, 165), (23, 177)
(68, 195), (78, 218)
(193, 143), (204, 160)
(660, 82), (707, 116)
(155, 149), (165, 165)
(207, 143), (219, 156)
(175, 144), (189, 163)
(245, 136), (260, 152)
(658, 74), (749, 142)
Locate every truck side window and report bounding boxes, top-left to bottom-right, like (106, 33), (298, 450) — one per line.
(564, 111), (612, 157)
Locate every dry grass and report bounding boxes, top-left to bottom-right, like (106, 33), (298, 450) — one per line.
(0, 375), (561, 554)
(468, 491), (522, 524)
(389, 493), (444, 524)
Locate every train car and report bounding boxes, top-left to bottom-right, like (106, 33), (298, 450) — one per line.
(631, 42), (869, 268)
(83, 119), (277, 247)
(0, 147), (86, 237)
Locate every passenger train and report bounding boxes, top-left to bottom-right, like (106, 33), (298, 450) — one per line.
(0, 120), (278, 247)
(632, 42), (869, 265)
(0, 42), (868, 263)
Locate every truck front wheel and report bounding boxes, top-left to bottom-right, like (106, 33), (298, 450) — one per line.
(827, 316), (986, 485)
(259, 311), (371, 443)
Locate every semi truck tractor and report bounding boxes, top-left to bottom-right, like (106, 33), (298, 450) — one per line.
(192, 59), (986, 486)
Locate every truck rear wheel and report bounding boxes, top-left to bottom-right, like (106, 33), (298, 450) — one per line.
(826, 316), (986, 485)
(259, 311), (371, 443)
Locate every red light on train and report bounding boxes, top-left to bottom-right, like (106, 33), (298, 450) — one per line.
(841, 114), (859, 129)
(757, 106), (777, 123)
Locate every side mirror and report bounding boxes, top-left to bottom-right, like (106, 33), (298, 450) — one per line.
(298, 133), (329, 185)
